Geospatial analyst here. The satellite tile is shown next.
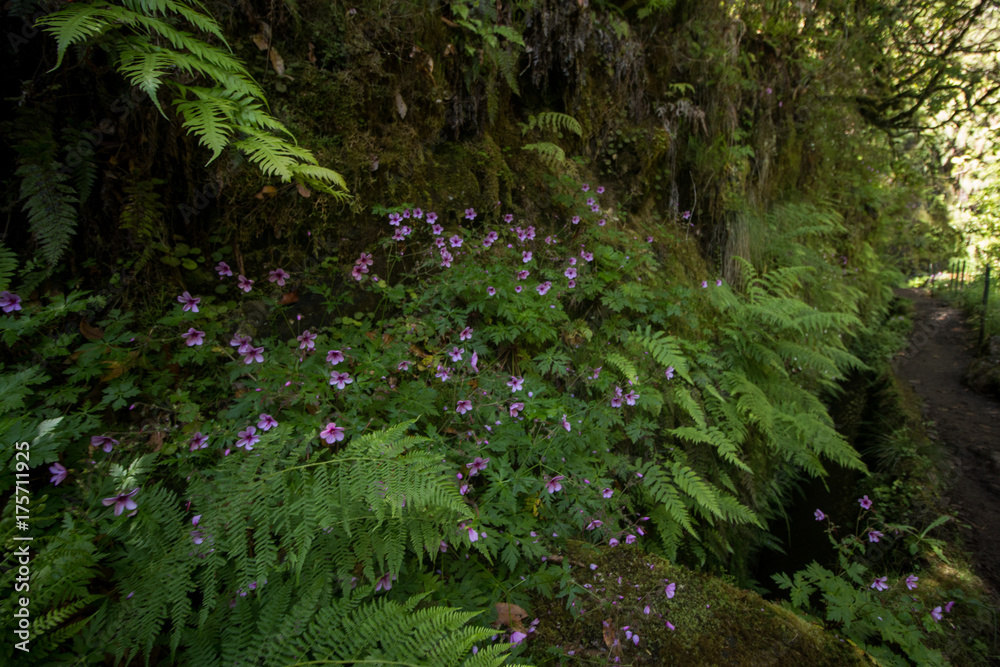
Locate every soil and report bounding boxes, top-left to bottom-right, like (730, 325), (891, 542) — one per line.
(893, 288), (1000, 593)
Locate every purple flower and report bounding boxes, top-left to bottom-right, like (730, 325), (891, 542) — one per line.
(509, 402), (524, 418)
(522, 250), (533, 263)
(191, 530), (206, 545)
(486, 286), (496, 296)
(231, 335), (252, 352)
(192, 515), (201, 526)
(397, 360), (411, 371)
(430, 224), (443, 236)
(586, 519), (603, 530)
(814, 509), (825, 521)
(625, 534), (636, 544)
(859, 495), (873, 510)
(905, 575), (919, 590)
(449, 235), (463, 248)
(181, 328), (205, 346)
(665, 366), (675, 380)
(602, 488), (613, 499)
(257, 414), (278, 431)
(320, 422), (346, 443)
(468, 526), (479, 542)
(470, 351), (479, 372)
(565, 267), (577, 279)
(388, 212), (402, 226)
(868, 530), (883, 543)
(189, 432), (209, 451)
(483, 231), (499, 247)
(545, 475), (565, 494)
(177, 291), (201, 312)
(581, 184), (590, 192)
(435, 365), (451, 382)
(610, 387), (623, 408)
(297, 330), (317, 350)
(327, 349), (345, 365)
(931, 606), (943, 621)
(459, 484), (469, 495)
(701, 281), (708, 288)
(510, 631), (527, 645)
(581, 251), (594, 262)
(456, 400), (473, 414)
(215, 261), (233, 277)
(268, 268), (290, 286)
(237, 275), (254, 292)
(561, 414), (571, 432)
(597, 186), (605, 194)
(682, 210), (691, 220)
(716, 279), (723, 286)
(507, 376), (524, 392)
(464, 208), (477, 220)
(440, 249), (454, 268)
(424, 211), (437, 224)
(351, 265), (366, 281)
(91, 436), (118, 453)
(236, 426), (260, 450)
(330, 371), (353, 389)
(449, 347), (464, 362)
(609, 538), (619, 547)
(665, 582), (676, 598)
(571, 215), (580, 225)
(871, 577), (888, 592)
(944, 600), (955, 613)
(517, 270), (530, 280)
(624, 390), (639, 406)
(356, 253), (374, 268)
(0, 291), (22, 313)
(102, 488), (140, 516)
(375, 572), (395, 592)
(49, 462), (67, 486)
(243, 346), (264, 364)
(466, 457), (490, 476)
(536, 281), (552, 296)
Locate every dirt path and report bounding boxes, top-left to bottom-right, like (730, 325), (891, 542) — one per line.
(893, 288), (1000, 593)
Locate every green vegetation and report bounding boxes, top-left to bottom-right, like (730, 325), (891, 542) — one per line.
(2, 0), (997, 664)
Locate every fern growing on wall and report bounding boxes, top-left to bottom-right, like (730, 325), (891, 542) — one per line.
(521, 111), (582, 167)
(37, 0), (348, 199)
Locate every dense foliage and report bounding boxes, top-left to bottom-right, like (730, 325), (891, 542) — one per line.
(2, 0), (996, 664)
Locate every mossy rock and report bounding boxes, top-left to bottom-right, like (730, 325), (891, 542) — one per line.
(524, 541), (867, 666)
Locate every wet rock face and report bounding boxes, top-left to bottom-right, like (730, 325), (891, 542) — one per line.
(965, 336), (1000, 398)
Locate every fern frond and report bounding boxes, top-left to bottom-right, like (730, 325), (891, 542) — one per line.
(0, 243), (18, 292)
(534, 111), (582, 137)
(522, 141), (565, 165)
(17, 162), (78, 266)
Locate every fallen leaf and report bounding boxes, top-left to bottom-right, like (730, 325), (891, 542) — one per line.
(80, 319), (104, 340)
(269, 47), (286, 76)
(296, 183), (311, 198)
(254, 185), (278, 199)
(278, 291), (299, 305)
(147, 431), (165, 452)
(495, 602), (528, 629)
(307, 42), (317, 64)
(100, 360), (127, 382)
(440, 15), (459, 28)
(395, 90), (407, 119)
(602, 619), (616, 648)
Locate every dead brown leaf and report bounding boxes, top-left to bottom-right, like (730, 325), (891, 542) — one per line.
(269, 47), (286, 76)
(602, 619), (616, 648)
(147, 431), (165, 452)
(80, 319), (104, 341)
(254, 185), (278, 199)
(495, 602), (528, 629)
(394, 90), (407, 119)
(278, 291), (299, 306)
(296, 183), (311, 198)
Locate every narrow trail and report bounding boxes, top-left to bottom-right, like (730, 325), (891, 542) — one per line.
(894, 288), (1000, 593)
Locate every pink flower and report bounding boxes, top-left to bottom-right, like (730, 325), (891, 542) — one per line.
(215, 261), (233, 277)
(870, 577), (888, 592)
(466, 457), (490, 475)
(930, 606), (943, 622)
(944, 600), (955, 613)
(388, 212), (402, 226)
(297, 330), (317, 350)
(470, 351), (479, 372)
(515, 286), (523, 294)
(351, 265), (366, 281)
(449, 347), (464, 362)
(581, 251), (594, 262)
(459, 326), (473, 341)
(545, 475), (565, 494)
(464, 208), (477, 220)
(625, 534), (636, 544)
(507, 376), (524, 392)
(257, 414), (278, 431)
(602, 488), (613, 499)
(586, 519), (603, 530)
(536, 281), (552, 295)
(327, 349), (345, 365)
(510, 631), (527, 644)
(522, 250), (533, 263)
(237, 275), (254, 292)
(375, 573), (395, 592)
(509, 402), (524, 418)
(320, 422), (346, 443)
(189, 432), (209, 451)
(609, 538), (619, 547)
(397, 360), (411, 371)
(91, 436), (118, 453)
(581, 184), (590, 192)
(665, 582), (676, 598)
(242, 346), (264, 364)
(517, 270), (530, 280)
(596, 186), (605, 194)
(814, 509), (825, 521)
(432, 224), (444, 235)
(859, 495), (873, 510)
(236, 426), (260, 450)
(624, 390), (639, 406)
(868, 530), (883, 543)
(665, 366), (675, 380)
(905, 575), (919, 590)
(701, 281), (708, 288)
(268, 268), (290, 286)
(486, 287), (496, 296)
(565, 267), (577, 279)
(483, 231), (499, 247)
(450, 235), (463, 248)
(177, 291), (201, 312)
(716, 279), (723, 286)
(102, 487), (140, 516)
(456, 400), (473, 414)
(356, 252), (374, 267)
(468, 526), (479, 542)
(435, 365), (451, 382)
(330, 371), (353, 389)
(49, 462), (67, 486)
(571, 215), (580, 225)
(561, 415), (571, 432)
(181, 328), (205, 346)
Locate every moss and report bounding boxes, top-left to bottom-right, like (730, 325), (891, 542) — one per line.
(526, 542), (867, 666)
